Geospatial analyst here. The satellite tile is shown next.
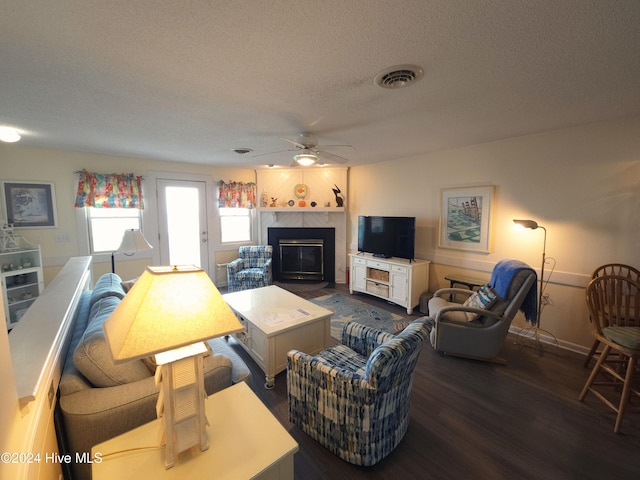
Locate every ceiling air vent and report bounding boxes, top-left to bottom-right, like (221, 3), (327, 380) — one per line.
(232, 148), (253, 155)
(374, 65), (424, 89)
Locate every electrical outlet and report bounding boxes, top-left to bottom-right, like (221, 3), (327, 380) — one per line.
(55, 233), (71, 243)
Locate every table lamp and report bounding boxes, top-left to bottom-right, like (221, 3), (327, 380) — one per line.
(103, 265), (244, 468)
(111, 229), (153, 273)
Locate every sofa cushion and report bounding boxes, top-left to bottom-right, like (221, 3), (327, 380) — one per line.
(209, 337), (252, 384)
(90, 273), (126, 307)
(462, 285), (498, 321)
(120, 276), (139, 293)
(73, 295), (151, 387)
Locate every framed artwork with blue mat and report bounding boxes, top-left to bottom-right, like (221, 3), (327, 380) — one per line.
(438, 185), (494, 253)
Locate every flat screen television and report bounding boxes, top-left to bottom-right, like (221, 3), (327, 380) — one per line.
(357, 216), (416, 260)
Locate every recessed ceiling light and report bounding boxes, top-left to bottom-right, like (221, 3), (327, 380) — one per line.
(0, 127), (21, 142)
(374, 64), (424, 89)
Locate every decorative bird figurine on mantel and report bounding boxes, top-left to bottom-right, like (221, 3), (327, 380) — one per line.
(332, 185), (344, 207)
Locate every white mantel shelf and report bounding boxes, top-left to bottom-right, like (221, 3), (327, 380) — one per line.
(258, 207), (344, 213)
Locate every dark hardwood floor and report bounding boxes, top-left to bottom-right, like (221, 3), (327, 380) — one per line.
(223, 283), (640, 480)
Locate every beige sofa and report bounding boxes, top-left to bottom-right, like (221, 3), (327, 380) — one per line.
(57, 273), (251, 480)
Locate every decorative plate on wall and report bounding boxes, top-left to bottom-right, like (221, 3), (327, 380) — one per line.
(294, 184), (308, 198)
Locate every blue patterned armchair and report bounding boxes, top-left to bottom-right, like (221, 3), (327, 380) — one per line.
(226, 245), (273, 292)
(287, 318), (429, 466)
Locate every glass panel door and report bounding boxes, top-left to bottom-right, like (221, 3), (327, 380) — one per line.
(156, 179), (208, 271)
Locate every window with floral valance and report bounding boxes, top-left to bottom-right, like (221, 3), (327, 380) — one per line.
(74, 170), (144, 209)
(217, 180), (257, 209)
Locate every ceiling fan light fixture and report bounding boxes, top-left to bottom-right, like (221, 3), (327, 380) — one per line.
(294, 152), (317, 166)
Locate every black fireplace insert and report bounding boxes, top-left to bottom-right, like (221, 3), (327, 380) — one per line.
(279, 238), (324, 281)
(268, 227), (335, 283)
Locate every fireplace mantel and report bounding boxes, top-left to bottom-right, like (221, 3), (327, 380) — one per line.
(256, 167), (348, 284)
(258, 206), (344, 212)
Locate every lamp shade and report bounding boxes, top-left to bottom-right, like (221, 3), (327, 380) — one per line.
(513, 219), (539, 230)
(103, 265), (243, 363)
(117, 229), (153, 253)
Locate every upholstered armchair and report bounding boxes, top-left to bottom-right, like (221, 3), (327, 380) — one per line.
(427, 259), (537, 363)
(226, 245), (273, 292)
(287, 318), (429, 466)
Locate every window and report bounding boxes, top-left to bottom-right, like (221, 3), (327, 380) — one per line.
(219, 208), (251, 243)
(87, 208), (142, 253)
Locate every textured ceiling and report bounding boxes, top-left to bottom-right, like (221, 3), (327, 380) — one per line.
(1, 0), (640, 168)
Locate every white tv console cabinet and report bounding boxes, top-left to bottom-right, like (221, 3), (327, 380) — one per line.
(349, 253), (429, 314)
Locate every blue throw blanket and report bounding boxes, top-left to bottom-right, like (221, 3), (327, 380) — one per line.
(489, 259), (538, 324)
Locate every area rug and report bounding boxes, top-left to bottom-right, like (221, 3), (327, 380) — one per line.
(309, 293), (409, 341)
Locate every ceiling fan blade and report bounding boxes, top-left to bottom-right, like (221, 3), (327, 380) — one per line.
(281, 137), (307, 149)
(252, 149), (293, 158)
(316, 144), (354, 149)
(317, 150), (349, 164)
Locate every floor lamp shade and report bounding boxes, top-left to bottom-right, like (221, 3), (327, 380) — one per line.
(118, 228), (153, 254)
(104, 265), (243, 363)
(111, 229), (153, 273)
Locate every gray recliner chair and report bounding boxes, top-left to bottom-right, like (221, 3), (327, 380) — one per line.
(428, 259), (537, 363)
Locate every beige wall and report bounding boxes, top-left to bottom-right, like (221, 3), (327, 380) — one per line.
(0, 144), (255, 282)
(348, 116), (640, 351)
(2, 116), (639, 352)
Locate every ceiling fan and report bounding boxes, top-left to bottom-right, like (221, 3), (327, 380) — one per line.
(254, 133), (352, 166)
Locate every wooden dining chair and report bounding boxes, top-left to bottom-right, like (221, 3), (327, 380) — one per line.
(579, 275), (640, 433)
(583, 264), (640, 368)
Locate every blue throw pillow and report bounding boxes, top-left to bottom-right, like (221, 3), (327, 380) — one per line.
(462, 285), (498, 321)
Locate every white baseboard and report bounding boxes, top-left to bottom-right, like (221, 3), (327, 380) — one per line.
(508, 325), (589, 356)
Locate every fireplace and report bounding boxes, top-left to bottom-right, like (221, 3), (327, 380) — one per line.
(279, 239), (324, 281)
(268, 227), (335, 283)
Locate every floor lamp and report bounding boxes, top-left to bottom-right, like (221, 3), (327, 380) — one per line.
(111, 229), (153, 273)
(513, 219), (558, 356)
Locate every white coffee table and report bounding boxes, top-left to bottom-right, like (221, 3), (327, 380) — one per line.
(223, 285), (332, 388)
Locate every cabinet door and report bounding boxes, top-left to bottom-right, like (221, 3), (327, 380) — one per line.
(389, 269), (408, 306)
(351, 259), (367, 291)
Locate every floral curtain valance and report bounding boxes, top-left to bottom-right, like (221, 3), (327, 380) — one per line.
(74, 170), (144, 209)
(217, 180), (257, 208)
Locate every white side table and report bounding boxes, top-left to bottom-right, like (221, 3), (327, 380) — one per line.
(92, 382), (298, 480)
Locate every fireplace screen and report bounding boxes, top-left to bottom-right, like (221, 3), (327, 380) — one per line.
(279, 239), (324, 281)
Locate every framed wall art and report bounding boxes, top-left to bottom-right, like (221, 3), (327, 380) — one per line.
(438, 185), (494, 253)
(2, 181), (58, 228)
